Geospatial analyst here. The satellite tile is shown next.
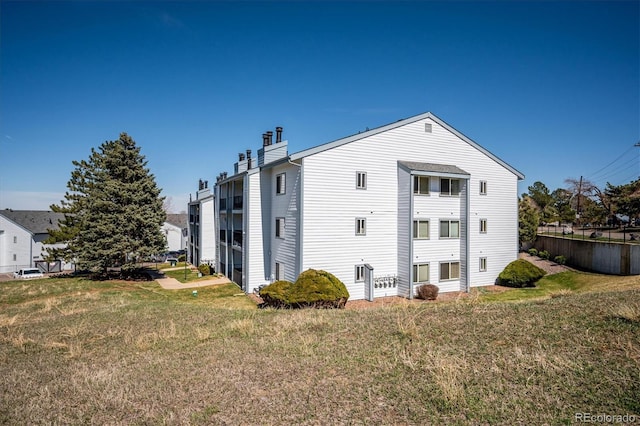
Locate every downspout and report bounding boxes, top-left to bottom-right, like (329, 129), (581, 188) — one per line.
(409, 173), (414, 299)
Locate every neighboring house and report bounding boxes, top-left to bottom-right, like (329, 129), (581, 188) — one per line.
(214, 112), (524, 300)
(187, 180), (216, 266)
(0, 210), (72, 273)
(162, 213), (188, 253)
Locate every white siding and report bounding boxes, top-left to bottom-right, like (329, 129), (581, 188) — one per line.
(397, 168), (411, 298)
(301, 117), (519, 298)
(269, 163), (301, 283)
(200, 197), (216, 263)
(0, 217), (33, 273)
(245, 171), (268, 292)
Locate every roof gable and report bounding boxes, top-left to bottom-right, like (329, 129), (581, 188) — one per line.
(165, 213), (187, 228)
(0, 210), (65, 234)
(290, 112), (524, 180)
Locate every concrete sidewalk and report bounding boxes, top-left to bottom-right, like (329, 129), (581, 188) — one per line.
(148, 268), (233, 290)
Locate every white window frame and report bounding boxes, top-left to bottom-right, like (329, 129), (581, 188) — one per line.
(440, 178), (461, 196)
(440, 261), (461, 281)
(479, 257), (487, 272)
(480, 180), (487, 195)
(413, 220), (430, 239)
(439, 220), (460, 239)
(413, 175), (430, 195)
(275, 217), (285, 239)
(355, 218), (366, 236)
(275, 262), (284, 281)
(412, 263), (430, 284)
(356, 171), (367, 190)
(276, 173), (286, 195)
(480, 219), (487, 234)
(355, 265), (365, 282)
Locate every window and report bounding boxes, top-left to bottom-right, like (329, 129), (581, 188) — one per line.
(480, 180), (487, 195)
(275, 262), (283, 281)
(480, 257), (487, 272)
(355, 218), (366, 235)
(413, 176), (430, 195)
(425, 123), (432, 133)
(13, 254), (17, 261)
(13, 236), (17, 243)
(355, 265), (365, 282)
(413, 220), (430, 239)
(439, 220), (460, 238)
(275, 218), (285, 238)
(440, 261), (460, 281)
(356, 171), (367, 189)
(440, 178), (461, 196)
(480, 219), (487, 234)
(276, 173), (286, 195)
(413, 263), (429, 283)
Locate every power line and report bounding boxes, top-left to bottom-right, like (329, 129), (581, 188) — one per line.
(587, 144), (636, 180)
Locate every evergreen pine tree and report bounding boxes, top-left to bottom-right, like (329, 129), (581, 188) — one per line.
(47, 133), (166, 273)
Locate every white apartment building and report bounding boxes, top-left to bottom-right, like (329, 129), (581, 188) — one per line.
(214, 112), (523, 300)
(187, 180), (216, 266)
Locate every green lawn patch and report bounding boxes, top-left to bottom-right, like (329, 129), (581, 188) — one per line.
(1, 272), (638, 424)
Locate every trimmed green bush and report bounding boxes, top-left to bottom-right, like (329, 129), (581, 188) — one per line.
(554, 255), (567, 265)
(198, 263), (211, 275)
(259, 280), (293, 308)
(178, 254), (186, 262)
(498, 259), (546, 288)
(527, 248), (538, 257)
(259, 269), (350, 309)
(288, 269), (350, 308)
(415, 284), (439, 300)
(538, 250), (550, 260)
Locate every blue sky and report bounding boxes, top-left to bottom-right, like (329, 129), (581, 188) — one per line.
(1, 1), (638, 212)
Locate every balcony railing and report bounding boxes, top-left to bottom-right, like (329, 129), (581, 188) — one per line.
(233, 268), (243, 286)
(232, 231), (242, 249)
(233, 196), (243, 210)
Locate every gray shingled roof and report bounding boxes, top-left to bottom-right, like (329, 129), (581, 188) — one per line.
(398, 161), (470, 176)
(165, 213), (187, 229)
(0, 210), (65, 234)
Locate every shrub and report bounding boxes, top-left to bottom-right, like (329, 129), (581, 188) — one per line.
(178, 254), (186, 262)
(538, 250), (550, 260)
(527, 248), (538, 257)
(288, 269), (350, 309)
(554, 255), (567, 265)
(198, 263), (211, 275)
(259, 280), (293, 309)
(415, 284), (439, 300)
(498, 259), (546, 288)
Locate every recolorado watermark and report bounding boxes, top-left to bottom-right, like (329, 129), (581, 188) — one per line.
(575, 413), (637, 423)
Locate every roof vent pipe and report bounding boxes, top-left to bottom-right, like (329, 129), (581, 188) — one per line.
(262, 133), (269, 147)
(266, 131), (273, 145)
(239, 153), (245, 161)
(276, 127), (283, 143)
(223, 172), (227, 179)
(246, 149), (251, 159)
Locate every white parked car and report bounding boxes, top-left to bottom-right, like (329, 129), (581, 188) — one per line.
(13, 268), (44, 279)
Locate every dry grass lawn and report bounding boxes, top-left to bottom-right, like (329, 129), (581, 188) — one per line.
(1, 273), (639, 424)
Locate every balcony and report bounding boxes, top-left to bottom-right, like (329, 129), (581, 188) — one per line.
(233, 268), (243, 286)
(233, 196), (243, 210)
(232, 231), (242, 249)
(219, 198), (227, 210)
